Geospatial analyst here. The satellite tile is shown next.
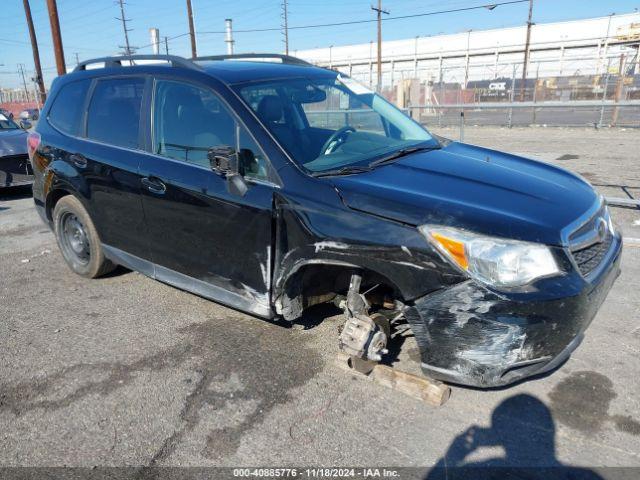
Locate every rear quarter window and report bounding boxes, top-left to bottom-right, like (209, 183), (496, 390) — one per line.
(47, 79), (91, 136)
(87, 77), (145, 149)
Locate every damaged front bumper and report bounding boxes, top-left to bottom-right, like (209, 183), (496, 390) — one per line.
(405, 236), (622, 388)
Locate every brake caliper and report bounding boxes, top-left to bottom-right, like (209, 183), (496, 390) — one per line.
(338, 274), (389, 362)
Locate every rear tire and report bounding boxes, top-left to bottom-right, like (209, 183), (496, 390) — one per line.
(53, 195), (115, 278)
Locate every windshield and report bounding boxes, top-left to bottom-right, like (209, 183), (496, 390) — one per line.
(0, 113), (19, 130)
(236, 75), (436, 173)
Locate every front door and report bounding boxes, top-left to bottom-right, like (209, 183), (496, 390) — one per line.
(139, 78), (275, 317)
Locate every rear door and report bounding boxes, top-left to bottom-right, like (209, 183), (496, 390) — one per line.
(41, 76), (150, 265)
(81, 76), (151, 265)
(138, 78), (276, 316)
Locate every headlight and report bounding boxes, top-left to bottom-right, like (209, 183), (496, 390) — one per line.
(418, 225), (560, 288)
(604, 205), (615, 236)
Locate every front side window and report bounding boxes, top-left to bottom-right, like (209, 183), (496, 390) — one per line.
(0, 113), (20, 130)
(152, 80), (269, 179)
(87, 77), (144, 149)
(48, 79), (91, 136)
(236, 75), (436, 173)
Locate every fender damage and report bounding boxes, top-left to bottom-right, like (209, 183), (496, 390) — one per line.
(270, 180), (622, 388)
(270, 188), (465, 320)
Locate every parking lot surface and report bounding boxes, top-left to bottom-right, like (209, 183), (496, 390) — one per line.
(1, 127), (639, 475)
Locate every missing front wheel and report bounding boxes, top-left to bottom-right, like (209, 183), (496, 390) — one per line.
(338, 274), (390, 364)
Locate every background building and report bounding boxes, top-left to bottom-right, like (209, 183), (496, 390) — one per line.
(294, 12), (640, 91)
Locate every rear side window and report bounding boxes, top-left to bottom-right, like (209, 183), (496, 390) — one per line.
(48, 79), (91, 136)
(87, 77), (145, 149)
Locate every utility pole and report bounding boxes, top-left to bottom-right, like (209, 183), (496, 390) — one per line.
(371, 0), (389, 92)
(117, 0), (134, 56)
(17, 64), (29, 100)
(282, 0), (289, 55)
(74, 52), (79, 66)
(45, 0), (66, 76)
(519, 0), (533, 101)
(22, 0), (46, 103)
(186, 0), (197, 58)
(164, 36), (170, 55)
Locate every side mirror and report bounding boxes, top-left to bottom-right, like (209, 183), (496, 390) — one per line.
(207, 145), (248, 197)
(208, 145), (238, 175)
(20, 120), (32, 130)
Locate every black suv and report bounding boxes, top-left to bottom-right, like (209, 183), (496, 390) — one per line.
(30, 54), (621, 387)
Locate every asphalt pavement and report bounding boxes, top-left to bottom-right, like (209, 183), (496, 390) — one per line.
(1, 127), (639, 476)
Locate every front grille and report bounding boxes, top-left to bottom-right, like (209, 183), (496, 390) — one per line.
(572, 230), (613, 276)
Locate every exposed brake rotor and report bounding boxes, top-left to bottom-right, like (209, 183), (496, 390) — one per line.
(338, 273), (392, 372)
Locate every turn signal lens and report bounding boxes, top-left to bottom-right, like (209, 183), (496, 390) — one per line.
(431, 232), (468, 269)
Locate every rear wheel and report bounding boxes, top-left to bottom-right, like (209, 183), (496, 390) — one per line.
(53, 195), (115, 278)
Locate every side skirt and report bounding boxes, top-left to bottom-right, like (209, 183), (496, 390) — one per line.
(102, 244), (273, 319)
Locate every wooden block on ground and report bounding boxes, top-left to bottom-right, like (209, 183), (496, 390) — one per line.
(334, 352), (451, 407)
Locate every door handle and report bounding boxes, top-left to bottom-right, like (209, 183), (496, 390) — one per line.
(70, 153), (87, 169)
(141, 176), (166, 195)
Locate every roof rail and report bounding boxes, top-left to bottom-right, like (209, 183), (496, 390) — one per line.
(194, 53), (312, 66)
(73, 54), (201, 72)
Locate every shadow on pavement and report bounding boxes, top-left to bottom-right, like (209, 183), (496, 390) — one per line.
(425, 394), (604, 480)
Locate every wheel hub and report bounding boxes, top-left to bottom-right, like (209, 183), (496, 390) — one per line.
(61, 213), (90, 264)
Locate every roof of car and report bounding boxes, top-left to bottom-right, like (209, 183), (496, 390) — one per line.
(196, 60), (336, 84)
(70, 54), (337, 86)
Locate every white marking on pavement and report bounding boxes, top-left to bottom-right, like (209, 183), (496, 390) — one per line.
(623, 237), (640, 246)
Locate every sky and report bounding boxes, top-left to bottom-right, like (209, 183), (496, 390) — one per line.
(1, 0), (639, 89)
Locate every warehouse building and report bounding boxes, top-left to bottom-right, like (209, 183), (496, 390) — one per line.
(294, 12), (640, 91)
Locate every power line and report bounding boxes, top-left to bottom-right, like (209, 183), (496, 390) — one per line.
(196, 0), (529, 35)
(0, 36), (108, 54)
(58, 4), (115, 27)
(136, 32), (192, 51)
(133, 0), (529, 53)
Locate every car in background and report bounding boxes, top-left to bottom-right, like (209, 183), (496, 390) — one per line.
(0, 108), (14, 120)
(0, 112), (33, 188)
(20, 108), (40, 121)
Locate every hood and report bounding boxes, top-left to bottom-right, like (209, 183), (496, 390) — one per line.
(330, 142), (598, 246)
(0, 129), (28, 156)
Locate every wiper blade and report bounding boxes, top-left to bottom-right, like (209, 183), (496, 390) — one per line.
(368, 145), (440, 168)
(313, 165), (373, 178)
(312, 144), (440, 177)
